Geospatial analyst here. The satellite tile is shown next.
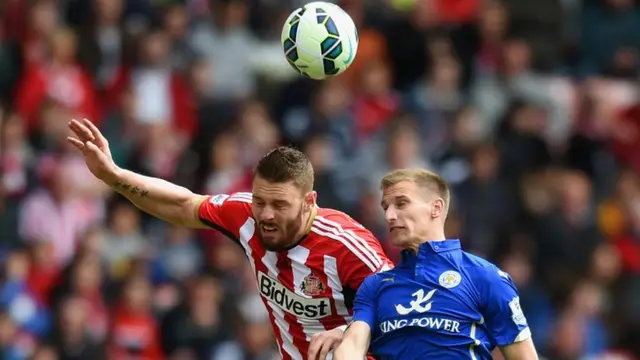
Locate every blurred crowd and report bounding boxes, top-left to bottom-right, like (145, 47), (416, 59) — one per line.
(1, 0), (640, 359)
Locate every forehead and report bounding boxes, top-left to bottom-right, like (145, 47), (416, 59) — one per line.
(252, 176), (301, 199)
(382, 181), (422, 201)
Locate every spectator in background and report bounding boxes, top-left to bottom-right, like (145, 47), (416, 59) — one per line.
(352, 61), (400, 142)
(26, 241), (59, 305)
(75, 0), (125, 91)
(211, 290), (278, 360)
(455, 143), (514, 258)
(282, 78), (355, 156)
(151, 226), (203, 284)
(236, 100), (281, 169)
(203, 131), (249, 195)
(0, 114), (34, 199)
(109, 275), (163, 359)
(579, 0), (640, 78)
(188, 0), (257, 101)
(107, 29), (197, 141)
(18, 157), (102, 266)
(100, 201), (147, 279)
(50, 254), (108, 343)
(163, 3), (193, 72)
(21, 0), (61, 70)
(0, 311), (25, 359)
(0, 250), (52, 341)
(16, 27), (98, 132)
(161, 272), (230, 358)
(47, 295), (106, 360)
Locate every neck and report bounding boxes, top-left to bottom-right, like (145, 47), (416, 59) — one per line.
(406, 229), (447, 253)
(296, 206), (317, 240)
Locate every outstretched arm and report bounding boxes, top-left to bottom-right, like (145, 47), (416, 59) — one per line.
(109, 168), (208, 228)
(334, 321), (371, 360)
(67, 119), (208, 228)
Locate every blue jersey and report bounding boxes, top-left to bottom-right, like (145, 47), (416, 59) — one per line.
(352, 239), (531, 360)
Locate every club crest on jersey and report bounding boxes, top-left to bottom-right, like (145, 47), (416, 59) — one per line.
(300, 273), (325, 296)
(438, 271), (462, 289)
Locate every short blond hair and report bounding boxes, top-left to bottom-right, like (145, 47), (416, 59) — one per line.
(380, 168), (450, 209)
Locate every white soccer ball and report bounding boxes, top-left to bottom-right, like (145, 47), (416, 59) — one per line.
(281, 1), (359, 80)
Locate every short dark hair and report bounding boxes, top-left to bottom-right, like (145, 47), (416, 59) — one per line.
(254, 147), (314, 192)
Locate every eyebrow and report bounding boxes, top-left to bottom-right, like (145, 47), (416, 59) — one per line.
(380, 195), (408, 208)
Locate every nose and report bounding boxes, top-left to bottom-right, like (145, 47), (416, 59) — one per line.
(384, 206), (398, 223)
(258, 206), (276, 221)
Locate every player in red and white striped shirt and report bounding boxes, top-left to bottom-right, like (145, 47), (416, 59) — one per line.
(67, 119), (392, 360)
(199, 191), (391, 359)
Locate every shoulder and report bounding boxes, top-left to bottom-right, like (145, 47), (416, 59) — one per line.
(310, 209), (384, 255)
(309, 208), (389, 270)
(199, 192), (252, 220)
(206, 192), (252, 206)
(461, 251), (514, 290)
(358, 270), (391, 292)
(311, 208), (376, 242)
(315, 208), (367, 228)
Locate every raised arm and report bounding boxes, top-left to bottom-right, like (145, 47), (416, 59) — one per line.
(109, 168), (208, 228)
(67, 119), (207, 228)
(333, 321), (371, 360)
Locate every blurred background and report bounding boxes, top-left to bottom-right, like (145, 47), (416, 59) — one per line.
(0, 0), (640, 359)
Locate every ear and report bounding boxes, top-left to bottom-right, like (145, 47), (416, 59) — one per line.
(431, 198), (445, 219)
(304, 191), (317, 211)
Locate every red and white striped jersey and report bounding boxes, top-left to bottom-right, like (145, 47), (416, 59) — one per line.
(199, 192), (393, 360)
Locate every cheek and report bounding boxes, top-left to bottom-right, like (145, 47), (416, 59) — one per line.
(400, 212), (418, 227)
(280, 209), (298, 223)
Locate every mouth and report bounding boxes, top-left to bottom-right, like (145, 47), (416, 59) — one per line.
(260, 224), (279, 234)
(389, 226), (405, 234)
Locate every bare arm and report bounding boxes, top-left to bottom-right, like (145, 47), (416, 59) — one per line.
(67, 119), (208, 229)
(109, 168), (208, 228)
(500, 338), (538, 360)
(333, 321), (371, 360)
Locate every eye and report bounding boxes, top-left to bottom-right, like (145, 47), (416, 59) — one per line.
(396, 200), (408, 208)
(274, 202), (289, 210)
(254, 200), (265, 207)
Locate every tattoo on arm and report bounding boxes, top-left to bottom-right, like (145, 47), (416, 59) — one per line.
(113, 182), (149, 197)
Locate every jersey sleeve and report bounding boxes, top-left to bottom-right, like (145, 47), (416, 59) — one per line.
(335, 225), (394, 290)
(197, 192), (253, 242)
(351, 275), (378, 331)
(479, 267), (531, 347)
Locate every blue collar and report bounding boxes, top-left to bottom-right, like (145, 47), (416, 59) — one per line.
(400, 239), (461, 266)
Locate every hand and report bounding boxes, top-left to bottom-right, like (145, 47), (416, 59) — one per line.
(308, 327), (345, 360)
(67, 119), (119, 183)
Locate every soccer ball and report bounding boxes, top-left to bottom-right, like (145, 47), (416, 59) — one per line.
(281, 1), (359, 80)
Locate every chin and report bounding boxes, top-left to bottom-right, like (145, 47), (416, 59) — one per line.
(258, 235), (288, 252)
(262, 242), (290, 252)
(389, 235), (408, 249)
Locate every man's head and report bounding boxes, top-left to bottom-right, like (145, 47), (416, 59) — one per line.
(252, 147), (316, 251)
(380, 169), (450, 249)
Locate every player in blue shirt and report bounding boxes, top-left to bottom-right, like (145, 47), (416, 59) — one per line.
(335, 168), (538, 360)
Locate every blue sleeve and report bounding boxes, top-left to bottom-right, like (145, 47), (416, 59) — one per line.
(351, 274), (378, 330)
(480, 267), (530, 347)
